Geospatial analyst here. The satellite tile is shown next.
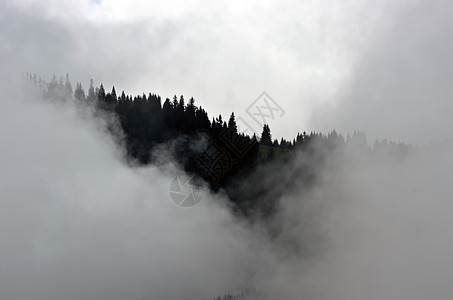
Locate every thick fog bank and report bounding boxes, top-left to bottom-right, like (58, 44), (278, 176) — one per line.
(256, 141), (453, 299)
(0, 84), (274, 300)
(2, 81), (453, 300)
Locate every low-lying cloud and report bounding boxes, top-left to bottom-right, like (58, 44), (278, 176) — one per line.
(3, 0), (453, 298)
(3, 76), (453, 300)
(0, 83), (273, 300)
(267, 140), (453, 299)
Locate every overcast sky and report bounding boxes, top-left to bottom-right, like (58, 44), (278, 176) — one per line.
(3, 2), (453, 299)
(1, 0), (453, 144)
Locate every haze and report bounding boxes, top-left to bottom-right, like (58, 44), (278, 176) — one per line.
(1, 1), (453, 299)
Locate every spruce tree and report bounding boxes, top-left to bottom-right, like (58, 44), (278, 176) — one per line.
(64, 74), (73, 99)
(260, 124), (272, 146)
(228, 112), (238, 135)
(87, 79), (95, 102)
(74, 83), (85, 101)
(97, 84), (106, 102)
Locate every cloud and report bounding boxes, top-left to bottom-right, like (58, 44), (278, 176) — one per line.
(1, 0), (399, 141)
(312, 0), (453, 144)
(3, 1), (453, 299)
(3, 82), (453, 299)
(0, 83), (274, 300)
(233, 138), (453, 300)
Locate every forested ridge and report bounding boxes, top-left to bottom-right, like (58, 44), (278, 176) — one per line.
(20, 73), (424, 300)
(23, 73), (411, 218)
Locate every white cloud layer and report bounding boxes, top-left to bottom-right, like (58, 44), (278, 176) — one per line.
(0, 83), (270, 300)
(3, 0), (426, 142)
(2, 1), (453, 299)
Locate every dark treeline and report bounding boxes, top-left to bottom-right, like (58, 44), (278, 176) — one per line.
(23, 73), (412, 219)
(209, 289), (256, 300)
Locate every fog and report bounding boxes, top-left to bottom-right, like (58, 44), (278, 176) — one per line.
(4, 0), (453, 142)
(0, 0), (407, 140)
(0, 83), (274, 300)
(267, 142), (453, 299)
(2, 0), (453, 299)
(312, 0), (453, 144)
(2, 80), (453, 300)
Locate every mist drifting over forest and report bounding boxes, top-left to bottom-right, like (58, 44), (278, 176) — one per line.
(2, 1), (453, 300)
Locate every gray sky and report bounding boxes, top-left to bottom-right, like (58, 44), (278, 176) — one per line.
(312, 0), (453, 144)
(3, 2), (453, 298)
(4, 0), (452, 144)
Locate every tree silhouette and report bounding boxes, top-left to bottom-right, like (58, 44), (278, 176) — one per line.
(64, 74), (73, 99)
(30, 73), (399, 219)
(260, 124), (272, 146)
(97, 84), (106, 103)
(87, 79), (95, 103)
(74, 83), (85, 101)
(228, 112), (238, 135)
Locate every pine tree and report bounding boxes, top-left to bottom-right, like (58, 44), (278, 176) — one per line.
(104, 86), (117, 106)
(111, 86), (117, 102)
(87, 79), (95, 103)
(64, 74), (73, 99)
(228, 112), (238, 135)
(74, 83), (85, 101)
(185, 97), (196, 132)
(119, 91), (126, 103)
(97, 84), (106, 102)
(172, 95), (178, 108)
(260, 124), (272, 146)
(46, 74), (58, 99)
